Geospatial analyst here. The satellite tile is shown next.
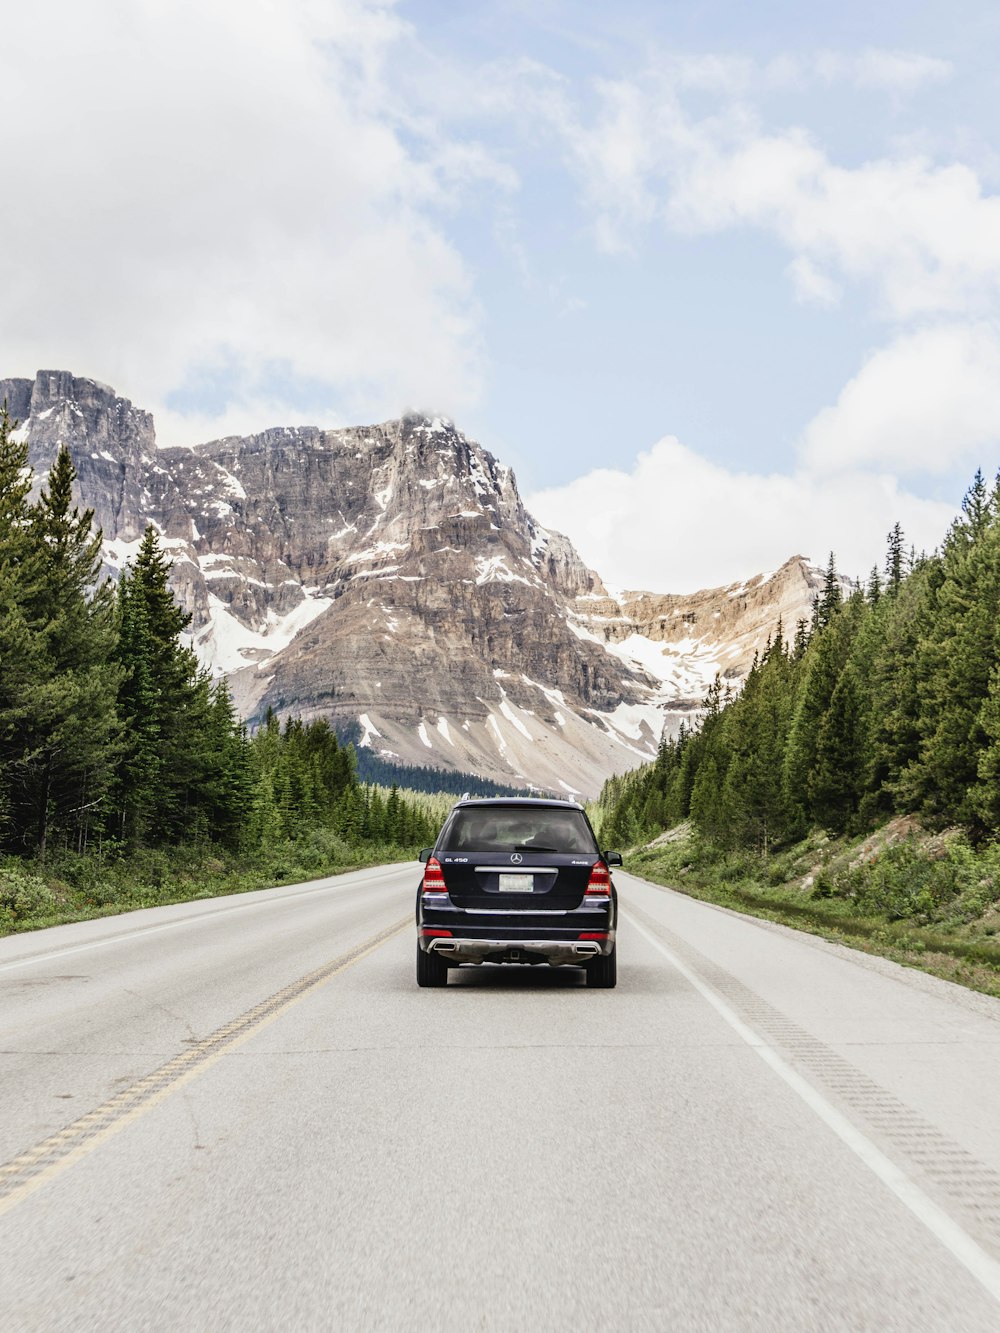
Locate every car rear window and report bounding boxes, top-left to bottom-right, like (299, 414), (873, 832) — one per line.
(440, 807), (598, 854)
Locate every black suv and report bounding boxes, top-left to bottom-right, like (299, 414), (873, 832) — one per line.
(416, 797), (621, 988)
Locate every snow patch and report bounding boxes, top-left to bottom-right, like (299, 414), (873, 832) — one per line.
(350, 541), (409, 564)
(475, 555), (533, 587)
(486, 713), (510, 759)
(604, 700), (663, 747)
(195, 590), (332, 676)
(102, 536), (144, 571)
(417, 721), (433, 749)
(589, 630), (725, 697)
(217, 468), (247, 500)
(519, 675), (567, 709)
(498, 696), (533, 741)
(358, 714), (382, 748)
(565, 618), (603, 646)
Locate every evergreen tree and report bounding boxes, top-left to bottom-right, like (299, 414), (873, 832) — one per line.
(114, 525), (247, 844)
(866, 567), (882, 606)
(27, 449), (122, 853)
(792, 618), (810, 660)
(197, 680), (252, 845)
(971, 655), (1000, 833)
(898, 504), (1000, 825)
(809, 663), (864, 833)
(689, 753), (724, 844)
(4, 447), (122, 855)
(114, 568), (162, 841)
(783, 594), (863, 831)
(0, 403), (44, 840)
(856, 559), (932, 822)
(812, 553), (843, 635)
(885, 523), (905, 597)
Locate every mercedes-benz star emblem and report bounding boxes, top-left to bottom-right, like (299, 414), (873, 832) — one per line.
(510, 853), (523, 864)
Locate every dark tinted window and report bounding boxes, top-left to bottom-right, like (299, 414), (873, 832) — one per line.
(440, 807), (597, 854)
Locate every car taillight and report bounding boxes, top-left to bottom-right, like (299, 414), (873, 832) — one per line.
(421, 928), (453, 938)
(585, 861), (611, 894)
(578, 932), (608, 940)
(422, 857), (447, 893)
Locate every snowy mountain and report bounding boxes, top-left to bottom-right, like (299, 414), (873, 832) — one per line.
(2, 370), (831, 797)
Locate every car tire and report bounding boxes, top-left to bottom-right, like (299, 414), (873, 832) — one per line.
(416, 943), (449, 988)
(586, 946), (617, 989)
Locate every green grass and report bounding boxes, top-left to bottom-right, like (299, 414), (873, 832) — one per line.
(0, 830), (418, 936)
(627, 824), (1000, 1000)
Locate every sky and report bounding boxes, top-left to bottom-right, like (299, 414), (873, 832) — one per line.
(4, 0), (1000, 590)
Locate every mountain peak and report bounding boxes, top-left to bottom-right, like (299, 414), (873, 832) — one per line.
(10, 370), (825, 796)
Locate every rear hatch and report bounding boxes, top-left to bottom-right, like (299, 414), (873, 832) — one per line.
(435, 804), (600, 910)
(439, 853), (595, 910)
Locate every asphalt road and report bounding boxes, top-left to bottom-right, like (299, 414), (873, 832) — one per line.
(4, 864), (1000, 1330)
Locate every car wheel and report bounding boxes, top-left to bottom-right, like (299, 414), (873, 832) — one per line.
(585, 946), (617, 989)
(416, 943), (449, 988)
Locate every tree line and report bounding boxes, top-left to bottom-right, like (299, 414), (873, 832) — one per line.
(0, 406), (436, 860)
(598, 471), (1000, 854)
(351, 747), (528, 798)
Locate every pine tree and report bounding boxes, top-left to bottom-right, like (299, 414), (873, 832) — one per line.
(899, 511), (1000, 825)
(11, 448), (122, 855)
(689, 753), (724, 844)
(971, 656), (1000, 833)
(885, 523), (905, 597)
(866, 567), (882, 606)
(114, 525), (247, 845)
(812, 553), (843, 635)
(197, 680), (252, 845)
(809, 663), (864, 833)
(248, 769), (282, 847)
(114, 568), (162, 842)
(0, 403), (44, 840)
(792, 618), (810, 660)
(783, 594), (863, 831)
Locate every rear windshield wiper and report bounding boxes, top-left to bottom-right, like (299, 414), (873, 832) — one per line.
(513, 844), (558, 852)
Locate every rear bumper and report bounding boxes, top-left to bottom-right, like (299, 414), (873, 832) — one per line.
(417, 886), (617, 966)
(426, 936), (609, 966)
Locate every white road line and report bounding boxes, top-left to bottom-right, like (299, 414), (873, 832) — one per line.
(0, 865), (412, 975)
(625, 910), (1000, 1308)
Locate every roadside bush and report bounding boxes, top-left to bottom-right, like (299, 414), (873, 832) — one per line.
(830, 838), (992, 923)
(0, 862), (58, 922)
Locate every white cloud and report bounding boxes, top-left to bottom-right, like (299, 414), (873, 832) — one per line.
(0, 0), (496, 442)
(800, 323), (1000, 477)
(529, 318), (1000, 590)
(787, 256), (841, 307)
(668, 139), (1000, 322)
(511, 48), (993, 590)
(542, 63), (999, 319)
(818, 49), (953, 94)
(661, 48), (952, 98)
(526, 437), (958, 594)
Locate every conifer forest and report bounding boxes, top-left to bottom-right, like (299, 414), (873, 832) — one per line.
(0, 407), (437, 929)
(599, 473), (1000, 850)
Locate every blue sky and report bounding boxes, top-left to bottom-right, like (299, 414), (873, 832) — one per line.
(4, 1), (1000, 588)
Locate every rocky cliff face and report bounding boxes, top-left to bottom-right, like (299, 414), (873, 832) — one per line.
(1, 371), (165, 544)
(5, 370), (829, 797)
(570, 558), (840, 699)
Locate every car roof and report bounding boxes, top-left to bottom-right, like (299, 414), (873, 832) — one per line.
(450, 797), (585, 812)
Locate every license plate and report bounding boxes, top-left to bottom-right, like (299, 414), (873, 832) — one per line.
(498, 873), (534, 893)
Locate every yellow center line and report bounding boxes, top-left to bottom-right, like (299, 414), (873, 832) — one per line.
(0, 915), (410, 1218)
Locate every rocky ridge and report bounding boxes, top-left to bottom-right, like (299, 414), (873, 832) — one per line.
(3, 370), (830, 797)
